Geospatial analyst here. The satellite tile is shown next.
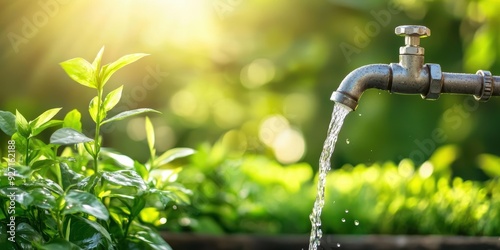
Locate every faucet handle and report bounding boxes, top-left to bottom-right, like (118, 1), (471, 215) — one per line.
(395, 25), (430, 55)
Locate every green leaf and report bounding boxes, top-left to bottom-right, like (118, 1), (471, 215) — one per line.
(15, 222), (45, 250)
(77, 174), (101, 193)
(145, 116), (155, 157)
(27, 138), (56, 163)
(134, 161), (149, 181)
(100, 53), (148, 88)
(109, 211), (125, 236)
(145, 189), (173, 209)
(101, 108), (160, 125)
(131, 196), (146, 219)
(50, 128), (94, 145)
(60, 162), (84, 190)
(60, 57), (96, 89)
(102, 170), (147, 191)
(16, 110), (31, 137)
(161, 184), (191, 205)
(31, 120), (63, 137)
(127, 223), (172, 250)
(29, 177), (64, 196)
(0, 186), (33, 208)
(92, 46), (105, 73)
(31, 159), (57, 171)
(153, 148), (196, 169)
(103, 85), (123, 112)
(88, 96), (100, 123)
(62, 189), (109, 220)
(63, 109), (83, 132)
(64, 215), (113, 250)
(100, 148), (134, 169)
(35, 238), (82, 250)
(0, 110), (16, 136)
(30, 108), (62, 130)
(29, 187), (57, 210)
(12, 132), (27, 157)
(84, 142), (96, 158)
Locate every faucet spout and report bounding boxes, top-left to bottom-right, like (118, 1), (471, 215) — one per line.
(331, 64), (391, 111)
(331, 25), (500, 111)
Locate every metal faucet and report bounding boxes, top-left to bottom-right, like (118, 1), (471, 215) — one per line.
(331, 25), (500, 111)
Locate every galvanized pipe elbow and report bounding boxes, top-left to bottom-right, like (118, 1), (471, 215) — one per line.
(330, 64), (391, 111)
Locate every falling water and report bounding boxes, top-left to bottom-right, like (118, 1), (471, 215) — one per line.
(309, 103), (351, 250)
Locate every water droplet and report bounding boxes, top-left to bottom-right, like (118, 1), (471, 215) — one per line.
(337, 243), (341, 247)
(333, 201), (336, 204)
(358, 113), (362, 116)
(173, 205), (178, 210)
(341, 218), (346, 223)
(354, 220), (360, 226)
(345, 209), (349, 213)
(345, 139), (350, 144)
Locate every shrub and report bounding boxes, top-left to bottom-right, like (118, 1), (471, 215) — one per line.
(0, 48), (193, 249)
(173, 141), (500, 236)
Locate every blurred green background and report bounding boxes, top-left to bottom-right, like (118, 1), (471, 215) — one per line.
(1, 0), (500, 230)
(0, 0), (500, 238)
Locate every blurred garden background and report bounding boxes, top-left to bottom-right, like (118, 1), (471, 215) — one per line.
(1, 0), (500, 236)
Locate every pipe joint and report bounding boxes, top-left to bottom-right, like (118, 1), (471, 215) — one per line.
(475, 70), (493, 101)
(423, 63), (443, 100)
(389, 63), (428, 95)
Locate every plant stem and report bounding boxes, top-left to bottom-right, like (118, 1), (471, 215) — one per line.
(25, 138), (30, 166)
(124, 216), (133, 240)
(55, 212), (64, 238)
(55, 163), (63, 188)
(93, 89), (103, 172)
(52, 146), (63, 188)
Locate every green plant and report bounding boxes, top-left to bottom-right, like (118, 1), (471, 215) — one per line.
(172, 139), (314, 234)
(0, 48), (194, 249)
(173, 140), (500, 236)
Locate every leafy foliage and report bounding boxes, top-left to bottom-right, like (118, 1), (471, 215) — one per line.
(321, 145), (499, 236)
(0, 48), (193, 249)
(173, 140), (500, 236)
(171, 140), (314, 234)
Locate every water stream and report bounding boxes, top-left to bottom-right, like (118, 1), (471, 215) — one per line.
(308, 103), (351, 250)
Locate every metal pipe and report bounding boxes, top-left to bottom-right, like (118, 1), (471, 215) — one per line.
(330, 64), (391, 111)
(331, 25), (500, 110)
(442, 73), (482, 96)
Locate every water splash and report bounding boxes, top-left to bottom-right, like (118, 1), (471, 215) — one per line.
(309, 103), (351, 250)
